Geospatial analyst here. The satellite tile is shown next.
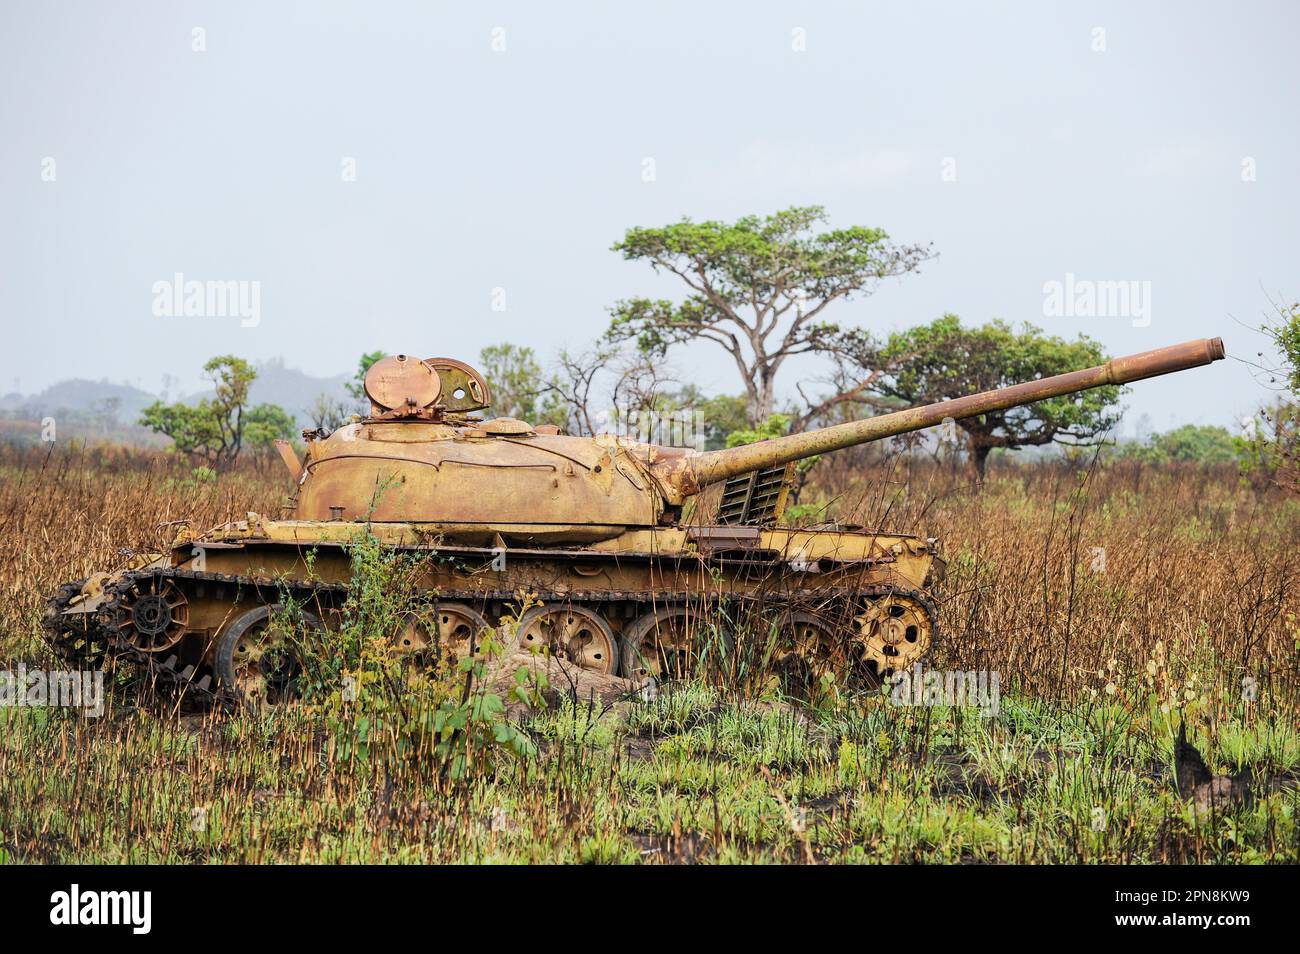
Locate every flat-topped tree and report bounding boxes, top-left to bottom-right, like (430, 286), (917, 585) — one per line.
(607, 206), (933, 425)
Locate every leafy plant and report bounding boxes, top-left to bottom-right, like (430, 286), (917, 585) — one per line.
(291, 529), (547, 783)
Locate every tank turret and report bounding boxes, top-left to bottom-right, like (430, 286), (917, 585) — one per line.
(290, 338), (1225, 537)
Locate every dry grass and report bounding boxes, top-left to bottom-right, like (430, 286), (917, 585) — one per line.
(0, 443), (1297, 864)
(809, 453), (1300, 705)
(0, 445), (284, 658)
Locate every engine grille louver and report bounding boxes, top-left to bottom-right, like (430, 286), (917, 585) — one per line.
(715, 463), (793, 526)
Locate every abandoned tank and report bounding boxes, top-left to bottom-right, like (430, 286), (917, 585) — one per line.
(44, 339), (1226, 706)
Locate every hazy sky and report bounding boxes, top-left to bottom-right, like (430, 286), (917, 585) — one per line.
(2, 0), (1296, 432)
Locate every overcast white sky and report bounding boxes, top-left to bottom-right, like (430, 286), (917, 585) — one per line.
(2, 0), (1296, 432)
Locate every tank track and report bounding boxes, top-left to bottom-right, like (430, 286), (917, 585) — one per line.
(40, 568), (344, 710)
(43, 565), (939, 710)
(43, 579), (98, 664)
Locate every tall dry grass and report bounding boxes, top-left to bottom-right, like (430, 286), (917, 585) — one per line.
(0, 443), (1297, 864)
(0, 444), (284, 659)
(809, 453), (1300, 711)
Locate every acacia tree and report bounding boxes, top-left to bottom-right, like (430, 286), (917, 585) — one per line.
(606, 206), (933, 425)
(865, 315), (1122, 478)
(139, 356), (295, 468)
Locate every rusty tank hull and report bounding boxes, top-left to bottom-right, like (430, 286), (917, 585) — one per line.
(43, 339), (1224, 706)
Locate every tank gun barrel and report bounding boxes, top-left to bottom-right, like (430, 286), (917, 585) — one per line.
(678, 336), (1225, 491)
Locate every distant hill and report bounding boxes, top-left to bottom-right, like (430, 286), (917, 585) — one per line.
(0, 358), (354, 445)
(0, 378), (157, 421)
(251, 358), (351, 421)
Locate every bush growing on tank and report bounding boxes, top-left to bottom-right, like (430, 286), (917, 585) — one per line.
(280, 531), (546, 782)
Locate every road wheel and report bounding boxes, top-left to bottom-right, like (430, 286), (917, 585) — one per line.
(768, 611), (841, 696)
(620, 606), (699, 682)
(112, 576), (190, 653)
(516, 604), (618, 675)
(215, 604), (319, 708)
(390, 602), (491, 665)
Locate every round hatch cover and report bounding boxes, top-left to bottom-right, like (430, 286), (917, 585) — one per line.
(364, 355), (442, 412)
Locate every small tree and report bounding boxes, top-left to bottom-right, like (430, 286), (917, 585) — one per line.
(92, 396), (121, 437)
(345, 351), (388, 412)
(307, 393), (353, 433)
(1112, 425), (1241, 466)
(1151, 425), (1240, 464)
(478, 344), (567, 425)
(1240, 297), (1300, 492)
(607, 206), (933, 424)
(1237, 401), (1299, 493)
(1259, 298), (1300, 392)
(543, 346), (616, 436)
(139, 356), (295, 468)
(242, 404), (297, 449)
(868, 315), (1122, 478)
